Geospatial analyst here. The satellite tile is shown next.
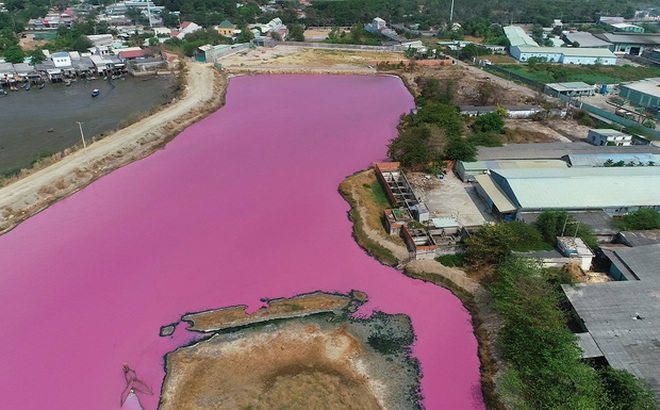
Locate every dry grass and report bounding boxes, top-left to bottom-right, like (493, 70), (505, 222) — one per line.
(160, 323), (383, 410)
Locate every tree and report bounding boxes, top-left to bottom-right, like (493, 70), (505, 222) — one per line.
(472, 112), (504, 133)
(444, 136), (477, 161)
(415, 103), (464, 137)
(30, 47), (46, 64)
(3, 45), (24, 63)
(535, 210), (597, 248)
(288, 23), (305, 42)
(387, 126), (444, 168)
(236, 25), (254, 43)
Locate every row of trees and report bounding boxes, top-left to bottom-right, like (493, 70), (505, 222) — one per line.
(387, 77), (511, 169)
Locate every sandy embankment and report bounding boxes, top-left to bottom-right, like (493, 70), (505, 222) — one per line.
(0, 63), (226, 234)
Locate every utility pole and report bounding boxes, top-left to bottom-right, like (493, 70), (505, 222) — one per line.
(449, 0), (455, 25)
(76, 121), (90, 166)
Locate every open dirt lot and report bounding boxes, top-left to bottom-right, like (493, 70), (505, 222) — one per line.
(504, 119), (572, 143)
(220, 46), (403, 72)
(407, 171), (495, 227)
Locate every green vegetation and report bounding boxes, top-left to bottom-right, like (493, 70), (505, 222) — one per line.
(464, 221), (552, 266)
(325, 24), (382, 46)
(497, 64), (660, 85)
(435, 254), (465, 268)
(164, 28), (232, 56)
(368, 182), (390, 208)
(535, 210), (598, 249)
(599, 367), (659, 410)
(491, 258), (607, 409)
(613, 208), (660, 231)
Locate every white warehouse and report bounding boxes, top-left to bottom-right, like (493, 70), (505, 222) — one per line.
(511, 46), (617, 65)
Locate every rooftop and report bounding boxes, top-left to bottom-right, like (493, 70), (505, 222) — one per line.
(595, 32), (660, 46)
(562, 244), (660, 396)
(490, 167), (660, 210)
(458, 159), (568, 172)
(545, 82), (595, 92)
(617, 230), (660, 247)
(620, 78), (660, 99)
(477, 142), (660, 161)
(503, 25), (539, 47)
(514, 46), (616, 58)
(565, 153), (660, 167)
(563, 32), (613, 48)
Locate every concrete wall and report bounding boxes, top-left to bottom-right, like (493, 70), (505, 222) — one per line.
(620, 86), (660, 108)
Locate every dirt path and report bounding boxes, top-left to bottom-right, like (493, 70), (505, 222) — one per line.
(0, 63), (224, 234)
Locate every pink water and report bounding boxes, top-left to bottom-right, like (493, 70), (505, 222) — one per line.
(0, 75), (483, 410)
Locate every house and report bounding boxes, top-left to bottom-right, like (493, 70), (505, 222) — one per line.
(459, 105), (544, 118)
(216, 20), (235, 37)
(172, 21), (201, 39)
(587, 129), (633, 146)
(51, 51), (72, 68)
(118, 48), (152, 61)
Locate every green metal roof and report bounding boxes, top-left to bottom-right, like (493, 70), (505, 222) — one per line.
(492, 167), (660, 210)
(503, 26), (539, 47)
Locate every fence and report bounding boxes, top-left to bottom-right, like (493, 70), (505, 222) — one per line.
(486, 64), (660, 139)
(277, 41), (405, 53)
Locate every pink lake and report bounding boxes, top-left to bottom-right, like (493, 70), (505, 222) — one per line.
(0, 75), (483, 409)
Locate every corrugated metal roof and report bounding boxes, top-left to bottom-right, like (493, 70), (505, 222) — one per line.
(515, 46), (616, 58)
(620, 78), (660, 99)
(595, 32), (660, 46)
(474, 174), (517, 213)
(503, 26), (539, 47)
(477, 142), (660, 161)
(492, 167), (660, 210)
(567, 153), (660, 167)
(459, 159), (568, 172)
(563, 32), (613, 48)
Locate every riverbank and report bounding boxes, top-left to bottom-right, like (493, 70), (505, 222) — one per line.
(339, 168), (506, 410)
(0, 63), (225, 235)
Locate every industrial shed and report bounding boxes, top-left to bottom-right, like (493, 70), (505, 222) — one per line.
(454, 159), (567, 181)
(474, 167), (660, 219)
(562, 244), (660, 399)
(510, 46), (617, 65)
(619, 78), (660, 109)
(476, 142), (660, 161)
(564, 153), (660, 167)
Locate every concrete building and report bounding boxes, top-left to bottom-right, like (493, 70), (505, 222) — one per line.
(474, 167), (660, 220)
(562, 244), (660, 398)
(454, 159), (568, 182)
(371, 17), (386, 31)
(587, 129), (633, 146)
(172, 21), (201, 39)
(556, 236), (594, 271)
(216, 20), (235, 37)
(594, 33), (660, 55)
(503, 25), (538, 47)
(51, 51), (72, 68)
(544, 82), (596, 97)
(619, 78), (660, 109)
(510, 46), (617, 65)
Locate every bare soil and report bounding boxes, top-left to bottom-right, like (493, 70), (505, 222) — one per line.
(160, 322), (384, 410)
(503, 119), (572, 143)
(181, 292), (352, 332)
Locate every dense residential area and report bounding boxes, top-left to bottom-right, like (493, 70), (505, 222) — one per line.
(1, 0), (660, 409)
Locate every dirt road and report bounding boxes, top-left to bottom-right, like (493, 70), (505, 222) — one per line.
(0, 63), (222, 234)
